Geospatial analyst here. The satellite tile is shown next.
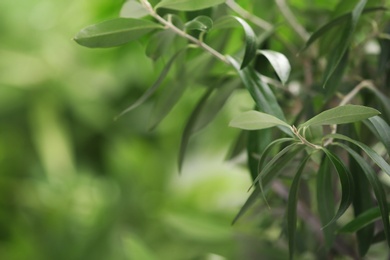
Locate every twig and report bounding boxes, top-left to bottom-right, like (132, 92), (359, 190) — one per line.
(226, 0), (298, 55)
(274, 0), (309, 42)
(225, 0), (273, 30)
(140, 0), (229, 65)
(324, 80), (376, 147)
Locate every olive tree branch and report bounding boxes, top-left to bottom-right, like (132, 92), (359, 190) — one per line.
(274, 0), (309, 42)
(140, 0), (229, 65)
(324, 80), (377, 147)
(225, 0), (273, 30)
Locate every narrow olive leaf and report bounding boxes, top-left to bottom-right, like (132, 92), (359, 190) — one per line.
(322, 0), (367, 86)
(324, 49), (349, 97)
(287, 155), (311, 260)
(247, 130), (261, 181)
(226, 130), (247, 161)
(229, 110), (291, 130)
(327, 133), (390, 177)
(120, 0), (149, 18)
(300, 105), (380, 128)
(145, 29), (176, 60)
(155, 0), (225, 11)
(257, 50), (291, 85)
(335, 143), (390, 247)
(349, 151), (375, 257)
(115, 51), (185, 120)
(214, 17), (256, 68)
(339, 206), (383, 233)
(260, 145), (305, 190)
(178, 88), (214, 172)
(228, 56), (292, 136)
(302, 6), (386, 51)
(74, 18), (162, 48)
(321, 148), (354, 228)
(232, 188), (260, 225)
(185, 16), (213, 32)
(367, 87), (390, 120)
(253, 143), (300, 189)
(317, 157), (336, 249)
(193, 79), (239, 133)
(257, 138), (296, 173)
(364, 116), (390, 155)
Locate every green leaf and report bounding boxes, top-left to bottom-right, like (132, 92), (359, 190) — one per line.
(229, 110), (291, 130)
(317, 157), (336, 249)
(226, 131), (247, 161)
(233, 141), (305, 223)
(145, 29), (177, 61)
(327, 133), (390, 177)
(324, 49), (349, 97)
(322, 0), (367, 86)
(364, 116), (390, 155)
(300, 105), (380, 128)
(74, 18), (162, 48)
(253, 143), (300, 188)
(115, 50), (185, 120)
(185, 16), (213, 32)
(302, 6), (386, 51)
(216, 17), (257, 69)
(120, 0), (149, 18)
(193, 79), (239, 133)
(178, 88), (214, 172)
(228, 56), (292, 136)
(339, 206), (383, 233)
(287, 155), (311, 260)
(148, 52), (189, 130)
(349, 150), (375, 256)
(155, 0), (225, 11)
(257, 50), (291, 85)
(335, 143), (390, 247)
(321, 148), (354, 227)
(232, 188), (260, 225)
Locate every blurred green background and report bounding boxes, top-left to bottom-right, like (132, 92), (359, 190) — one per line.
(0, 0), (273, 259)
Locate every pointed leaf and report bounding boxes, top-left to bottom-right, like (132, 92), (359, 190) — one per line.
(349, 151), (375, 257)
(257, 50), (291, 85)
(322, 0), (367, 86)
(228, 56), (292, 136)
(216, 17), (257, 68)
(302, 6), (386, 51)
(328, 133), (390, 177)
(317, 157), (336, 249)
(287, 155), (311, 260)
(178, 88), (214, 172)
(155, 0), (225, 11)
(120, 0), (149, 18)
(185, 16), (213, 32)
(229, 110), (291, 130)
(300, 105), (380, 128)
(321, 148), (354, 227)
(115, 50), (185, 120)
(232, 188), (260, 225)
(74, 18), (162, 48)
(339, 206), (383, 233)
(145, 29), (177, 60)
(364, 116), (390, 155)
(335, 143), (390, 247)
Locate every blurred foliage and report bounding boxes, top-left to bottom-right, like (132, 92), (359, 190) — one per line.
(2, 0), (390, 259)
(0, 0), (258, 259)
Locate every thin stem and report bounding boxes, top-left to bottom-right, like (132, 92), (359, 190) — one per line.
(292, 125), (322, 150)
(140, 0), (229, 65)
(274, 0), (309, 42)
(324, 80), (376, 146)
(226, 0), (298, 55)
(225, 0), (273, 30)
